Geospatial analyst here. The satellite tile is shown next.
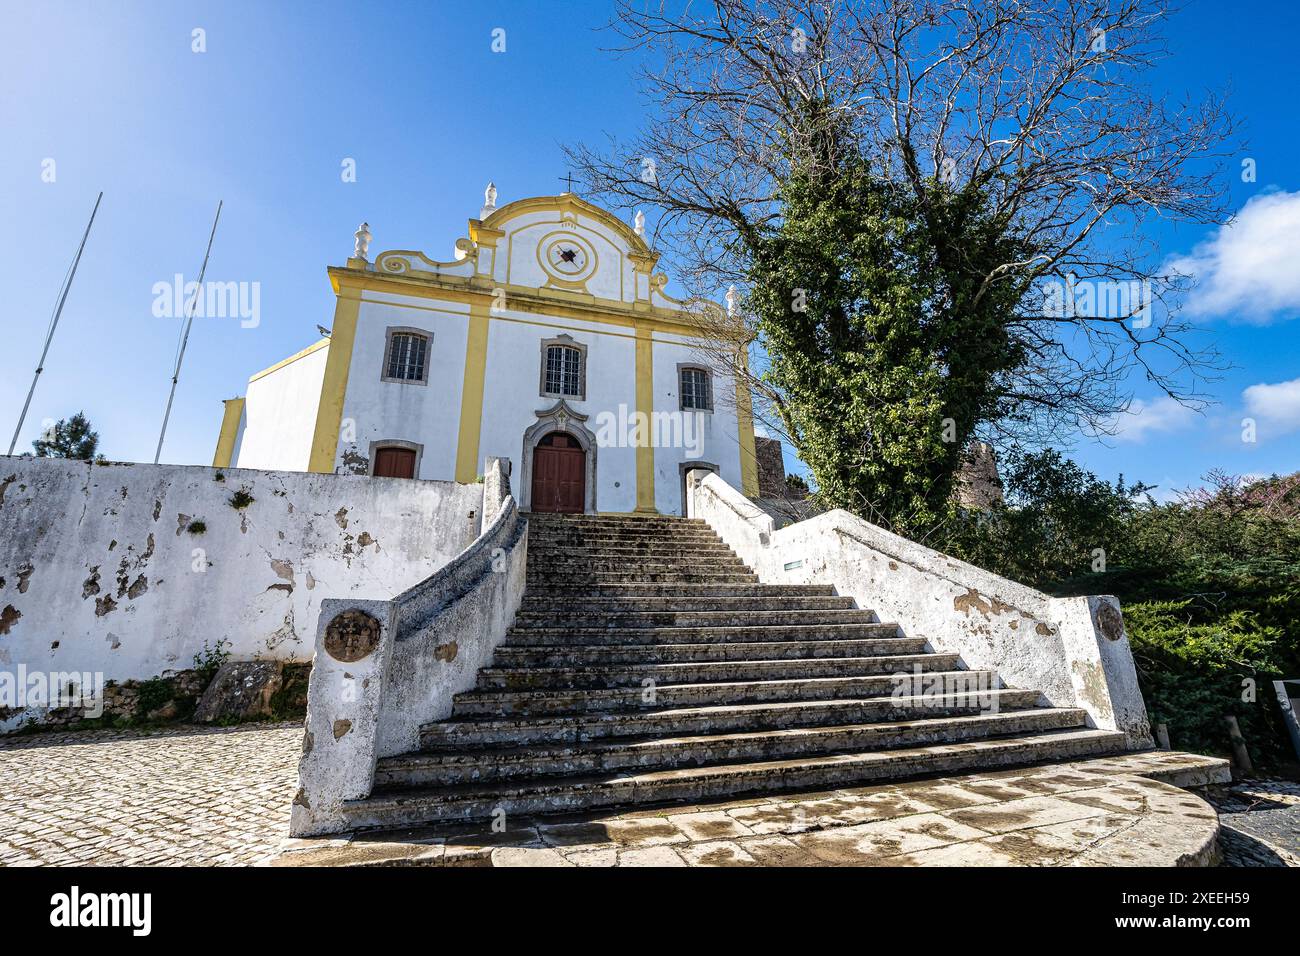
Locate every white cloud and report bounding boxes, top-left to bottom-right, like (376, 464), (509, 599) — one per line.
(1110, 396), (1198, 443)
(1166, 191), (1300, 321)
(1146, 479), (1183, 505)
(1243, 376), (1300, 435)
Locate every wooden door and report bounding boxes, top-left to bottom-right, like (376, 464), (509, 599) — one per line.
(373, 446), (416, 478)
(531, 433), (585, 513)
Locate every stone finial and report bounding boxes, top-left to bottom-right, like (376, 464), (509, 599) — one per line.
(353, 222), (372, 261)
(481, 181), (498, 219)
(725, 284), (738, 318)
(633, 210), (645, 237)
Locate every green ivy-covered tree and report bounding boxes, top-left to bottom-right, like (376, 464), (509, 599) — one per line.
(747, 147), (1030, 532)
(568, 1), (1236, 533)
(33, 411), (102, 461)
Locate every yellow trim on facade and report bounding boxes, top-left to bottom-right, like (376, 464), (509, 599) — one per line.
(247, 337), (330, 384)
(329, 266), (708, 340)
(454, 300), (492, 483)
(307, 287), (363, 473)
(734, 358), (760, 498)
(212, 397), (244, 467)
(359, 294), (640, 342)
(634, 327), (657, 513)
(481, 194), (657, 264)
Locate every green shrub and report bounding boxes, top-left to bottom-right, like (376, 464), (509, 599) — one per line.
(1124, 600), (1292, 765)
(192, 640), (231, 685)
(938, 455), (1300, 770)
(135, 678), (175, 718)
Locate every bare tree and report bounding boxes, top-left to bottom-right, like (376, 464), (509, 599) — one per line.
(566, 0), (1237, 457)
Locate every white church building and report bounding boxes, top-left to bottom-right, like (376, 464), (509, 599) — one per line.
(212, 188), (759, 515)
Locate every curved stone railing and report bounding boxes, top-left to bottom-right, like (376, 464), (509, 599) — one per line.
(687, 469), (1152, 750)
(291, 458), (528, 837)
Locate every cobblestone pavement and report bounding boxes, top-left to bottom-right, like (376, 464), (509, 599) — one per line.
(0, 723), (302, 866)
(1, 722), (1295, 867)
(1207, 780), (1300, 866)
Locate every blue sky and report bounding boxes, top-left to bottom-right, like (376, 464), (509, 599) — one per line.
(2, 0), (1297, 497)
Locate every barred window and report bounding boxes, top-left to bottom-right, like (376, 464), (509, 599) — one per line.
(544, 344), (583, 398)
(680, 366), (712, 411)
(385, 331), (428, 383)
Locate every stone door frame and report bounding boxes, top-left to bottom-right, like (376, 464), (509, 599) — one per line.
(519, 399), (598, 514)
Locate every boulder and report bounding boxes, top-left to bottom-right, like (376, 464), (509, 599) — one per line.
(193, 660), (284, 723)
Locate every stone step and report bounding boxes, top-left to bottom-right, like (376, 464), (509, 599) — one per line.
(451, 669), (996, 717)
(528, 530), (724, 545)
(527, 517), (714, 530)
(504, 622), (902, 645)
(520, 583), (840, 599)
(533, 554), (748, 567)
(527, 515), (711, 528)
(421, 689), (1047, 749)
(378, 708), (1090, 788)
(526, 514), (707, 527)
(516, 595), (858, 614)
(527, 541), (738, 556)
(475, 653), (961, 691)
(530, 556), (754, 580)
(343, 728), (1126, 828)
(525, 570), (759, 586)
(492, 637), (929, 666)
(512, 608), (876, 629)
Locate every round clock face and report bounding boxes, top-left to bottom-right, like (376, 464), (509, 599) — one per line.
(549, 243), (587, 274)
(541, 235), (596, 283)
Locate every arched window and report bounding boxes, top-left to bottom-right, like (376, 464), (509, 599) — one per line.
(382, 328), (430, 384)
(540, 335), (586, 399)
(679, 365), (713, 412)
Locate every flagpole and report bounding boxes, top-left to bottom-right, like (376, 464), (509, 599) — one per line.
(154, 200), (222, 465)
(7, 191), (103, 456)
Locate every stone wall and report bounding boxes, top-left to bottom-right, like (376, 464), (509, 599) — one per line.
(955, 441), (1004, 510)
(755, 436), (786, 499)
(688, 469), (1152, 749)
(291, 457), (529, 836)
(0, 457), (482, 730)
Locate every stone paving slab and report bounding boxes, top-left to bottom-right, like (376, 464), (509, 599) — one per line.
(274, 760), (1226, 868)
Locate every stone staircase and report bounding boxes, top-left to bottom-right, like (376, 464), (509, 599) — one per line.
(338, 513), (1126, 830)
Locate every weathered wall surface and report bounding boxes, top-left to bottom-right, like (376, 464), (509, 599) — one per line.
(0, 458), (482, 691)
(292, 458), (528, 836)
(688, 470), (1153, 749)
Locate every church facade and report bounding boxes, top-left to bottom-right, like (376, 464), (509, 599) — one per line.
(212, 189), (759, 515)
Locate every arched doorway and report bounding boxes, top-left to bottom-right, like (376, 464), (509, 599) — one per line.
(531, 432), (586, 513)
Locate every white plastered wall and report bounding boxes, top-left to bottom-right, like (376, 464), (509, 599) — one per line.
(479, 311), (639, 513)
(235, 343), (329, 471)
(0, 458), (483, 715)
(651, 331), (745, 515)
(334, 294), (470, 480)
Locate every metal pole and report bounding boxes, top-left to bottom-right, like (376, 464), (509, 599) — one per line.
(154, 200), (222, 465)
(7, 191), (103, 456)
